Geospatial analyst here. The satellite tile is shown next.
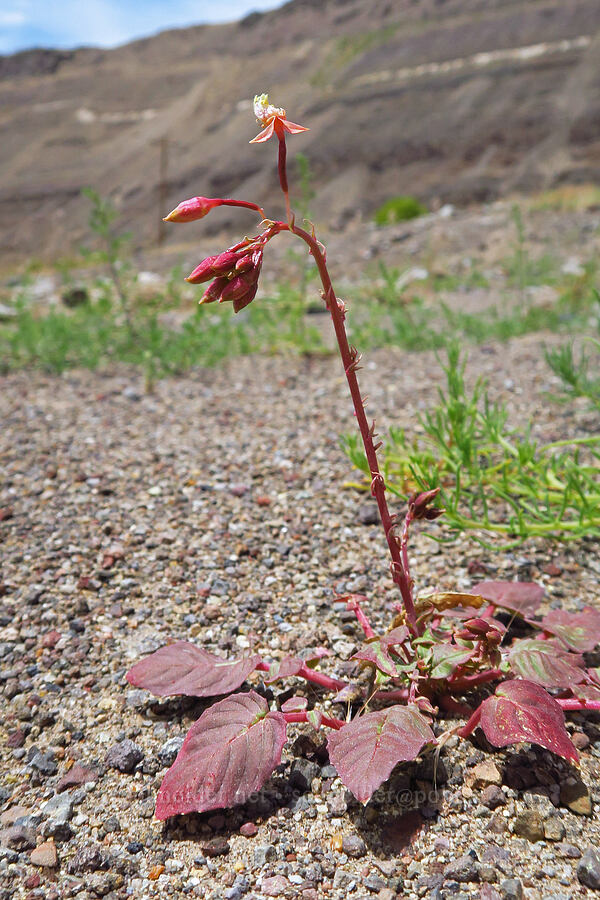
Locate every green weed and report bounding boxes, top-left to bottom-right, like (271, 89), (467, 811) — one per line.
(342, 343), (600, 544)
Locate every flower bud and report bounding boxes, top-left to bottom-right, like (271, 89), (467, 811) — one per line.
(233, 283), (258, 313)
(220, 275), (251, 303)
(163, 197), (223, 223)
(409, 487), (443, 520)
(211, 250), (240, 275)
(235, 254), (254, 273)
(199, 276), (229, 305)
(186, 256), (217, 284)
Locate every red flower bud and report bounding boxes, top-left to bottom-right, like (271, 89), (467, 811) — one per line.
(211, 250), (240, 275)
(233, 283), (258, 313)
(186, 256), (217, 284)
(199, 276), (229, 305)
(235, 254), (254, 273)
(220, 275), (251, 303)
(163, 197), (223, 223)
(409, 487), (443, 520)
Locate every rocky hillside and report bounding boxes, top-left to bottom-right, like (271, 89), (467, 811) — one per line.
(1, 0), (599, 263)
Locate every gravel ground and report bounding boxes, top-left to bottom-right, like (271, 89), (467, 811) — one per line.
(1, 336), (600, 900)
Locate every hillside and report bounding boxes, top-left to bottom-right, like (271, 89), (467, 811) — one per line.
(1, 0), (599, 263)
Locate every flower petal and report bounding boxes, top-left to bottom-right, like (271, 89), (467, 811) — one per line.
(249, 119), (276, 144)
(280, 118), (309, 135)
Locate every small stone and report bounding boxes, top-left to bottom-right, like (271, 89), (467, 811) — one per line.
(254, 844), (277, 866)
(289, 758), (321, 792)
(157, 736), (184, 768)
(42, 793), (73, 825)
(29, 750), (57, 776)
(499, 879), (523, 900)
(467, 761), (502, 789)
(6, 729), (26, 748)
(513, 810), (544, 841)
(481, 785), (505, 809)
(105, 739), (143, 773)
(363, 873), (386, 891)
(358, 503), (379, 525)
(571, 731), (590, 750)
(148, 864), (165, 880)
(0, 824), (36, 850)
(201, 836), (229, 857)
(560, 779), (592, 815)
(66, 843), (110, 873)
(577, 847), (600, 890)
(261, 874), (290, 896)
(444, 852), (480, 883)
(57, 764), (98, 791)
(342, 834), (366, 858)
(543, 817), (566, 842)
(557, 842), (581, 859)
(239, 822), (258, 837)
(30, 840), (58, 867)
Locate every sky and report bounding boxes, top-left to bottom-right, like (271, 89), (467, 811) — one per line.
(0, 0), (286, 55)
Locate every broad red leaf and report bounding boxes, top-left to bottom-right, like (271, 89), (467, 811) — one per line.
(508, 639), (585, 689)
(540, 607), (600, 653)
(473, 581), (543, 616)
(126, 642), (261, 697)
(264, 656), (304, 684)
(327, 705), (435, 803)
(155, 691), (286, 818)
(478, 679), (578, 764)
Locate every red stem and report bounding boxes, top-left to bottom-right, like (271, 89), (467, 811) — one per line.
(447, 669), (503, 692)
(556, 698), (600, 711)
(298, 662), (347, 692)
(283, 711), (345, 730)
(221, 199), (265, 217)
(279, 224), (418, 634)
(457, 705), (482, 737)
(346, 596), (376, 640)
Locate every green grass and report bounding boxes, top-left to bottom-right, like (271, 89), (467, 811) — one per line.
(373, 196), (428, 226)
(342, 343), (600, 544)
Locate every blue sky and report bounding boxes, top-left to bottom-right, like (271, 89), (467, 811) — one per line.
(0, 0), (286, 55)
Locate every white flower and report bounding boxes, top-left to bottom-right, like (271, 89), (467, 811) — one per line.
(253, 93), (286, 125)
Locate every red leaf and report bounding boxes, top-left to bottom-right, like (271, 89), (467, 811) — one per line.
(540, 608), (600, 653)
(126, 642), (261, 697)
(479, 679), (578, 764)
(474, 581), (543, 616)
(327, 705), (435, 803)
(508, 639), (585, 689)
(155, 691), (287, 818)
(264, 656), (304, 684)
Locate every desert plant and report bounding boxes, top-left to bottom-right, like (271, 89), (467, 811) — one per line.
(125, 95), (600, 821)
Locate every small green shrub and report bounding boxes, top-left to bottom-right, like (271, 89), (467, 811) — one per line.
(373, 195), (427, 226)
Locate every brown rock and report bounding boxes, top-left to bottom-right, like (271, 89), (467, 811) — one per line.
(30, 840), (58, 868)
(0, 824), (37, 850)
(560, 779), (592, 816)
(239, 822), (258, 837)
(57, 763), (98, 791)
(543, 818), (566, 842)
(466, 760), (502, 790)
(513, 810), (544, 842)
(200, 837), (230, 857)
(0, 805), (29, 826)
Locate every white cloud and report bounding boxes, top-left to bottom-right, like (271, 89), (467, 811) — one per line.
(0, 11), (27, 26)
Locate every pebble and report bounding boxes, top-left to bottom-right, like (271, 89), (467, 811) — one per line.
(560, 779), (592, 815)
(513, 810), (544, 842)
(105, 738), (144, 773)
(444, 851), (480, 883)
(342, 834), (366, 858)
(261, 874), (291, 895)
(157, 736), (184, 767)
(254, 844), (277, 866)
(30, 839), (58, 867)
(500, 879), (523, 900)
(577, 847), (600, 890)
